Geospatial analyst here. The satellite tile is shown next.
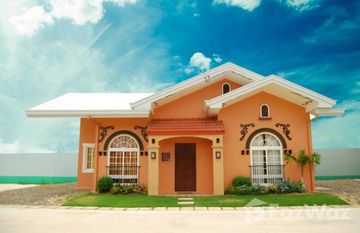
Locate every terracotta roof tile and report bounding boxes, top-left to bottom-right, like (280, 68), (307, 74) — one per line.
(147, 118), (225, 135)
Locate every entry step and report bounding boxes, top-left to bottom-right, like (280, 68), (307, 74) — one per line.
(178, 198), (193, 201)
(177, 201), (194, 205)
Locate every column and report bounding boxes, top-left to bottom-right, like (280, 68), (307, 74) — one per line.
(212, 135), (224, 195)
(148, 136), (159, 196)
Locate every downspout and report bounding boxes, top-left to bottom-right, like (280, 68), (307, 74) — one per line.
(306, 114), (315, 192)
(88, 117), (100, 192)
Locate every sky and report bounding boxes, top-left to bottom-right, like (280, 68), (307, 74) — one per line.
(0, 0), (359, 153)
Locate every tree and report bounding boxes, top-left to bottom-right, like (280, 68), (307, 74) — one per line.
(284, 150), (321, 183)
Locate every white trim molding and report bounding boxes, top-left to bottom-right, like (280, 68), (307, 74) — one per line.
(82, 143), (95, 173)
(130, 62), (264, 110)
(205, 75), (338, 116)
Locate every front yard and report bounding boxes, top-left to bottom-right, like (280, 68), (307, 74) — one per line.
(64, 192), (348, 208)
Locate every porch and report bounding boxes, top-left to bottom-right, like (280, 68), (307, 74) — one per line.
(146, 118), (225, 196)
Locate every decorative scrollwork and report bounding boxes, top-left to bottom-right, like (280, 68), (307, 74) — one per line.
(275, 123), (292, 140)
(239, 123), (255, 141)
(134, 125), (148, 142)
(99, 126), (115, 142)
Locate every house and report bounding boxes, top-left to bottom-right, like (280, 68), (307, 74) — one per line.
(26, 62), (343, 195)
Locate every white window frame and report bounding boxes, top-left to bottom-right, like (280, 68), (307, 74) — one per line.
(250, 132), (284, 185)
(82, 143), (95, 173)
(222, 83), (231, 94)
(107, 134), (140, 182)
(259, 104), (271, 118)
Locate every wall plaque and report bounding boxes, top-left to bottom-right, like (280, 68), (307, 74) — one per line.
(161, 152), (170, 161)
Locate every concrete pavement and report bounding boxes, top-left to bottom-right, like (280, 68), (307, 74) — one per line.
(0, 184), (38, 192)
(0, 205), (359, 233)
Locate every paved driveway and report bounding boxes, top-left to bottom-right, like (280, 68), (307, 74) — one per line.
(0, 206), (359, 233)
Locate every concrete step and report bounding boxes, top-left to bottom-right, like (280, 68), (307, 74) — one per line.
(177, 201), (194, 205)
(178, 197), (193, 201)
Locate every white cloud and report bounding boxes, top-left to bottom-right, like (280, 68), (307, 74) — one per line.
(0, 1), (175, 152)
(285, 0), (320, 12)
(213, 0), (262, 11)
(185, 52), (212, 73)
(9, 6), (53, 36)
(304, 13), (360, 44)
(352, 81), (360, 94)
(50, 0), (104, 25)
(0, 139), (55, 153)
(105, 0), (138, 7)
(8, 0), (139, 36)
(212, 54), (222, 63)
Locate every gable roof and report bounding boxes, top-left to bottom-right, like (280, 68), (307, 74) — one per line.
(26, 93), (153, 117)
(130, 62), (264, 110)
(205, 75), (343, 117)
(25, 62), (343, 118)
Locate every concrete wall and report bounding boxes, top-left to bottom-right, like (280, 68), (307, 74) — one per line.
(315, 148), (360, 180)
(0, 153), (77, 183)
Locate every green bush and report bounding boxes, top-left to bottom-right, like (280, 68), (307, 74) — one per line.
(225, 180), (305, 195)
(97, 177), (113, 193)
(265, 184), (278, 193)
(225, 185), (266, 195)
(276, 180), (304, 194)
(232, 176), (252, 187)
(110, 184), (147, 195)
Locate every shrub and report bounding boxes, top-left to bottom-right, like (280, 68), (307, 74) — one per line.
(225, 179), (305, 195)
(232, 176), (252, 187)
(225, 185), (266, 195)
(265, 184), (277, 193)
(276, 181), (305, 194)
(97, 176), (113, 193)
(110, 183), (147, 195)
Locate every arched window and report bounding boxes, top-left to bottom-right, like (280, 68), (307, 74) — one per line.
(107, 134), (140, 184)
(222, 83), (231, 94)
(250, 133), (284, 185)
(260, 104), (270, 118)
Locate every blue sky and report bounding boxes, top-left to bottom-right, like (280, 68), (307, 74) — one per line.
(0, 0), (359, 152)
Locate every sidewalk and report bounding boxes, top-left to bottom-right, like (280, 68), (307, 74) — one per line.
(0, 205), (359, 233)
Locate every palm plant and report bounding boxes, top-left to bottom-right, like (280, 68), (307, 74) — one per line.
(284, 150), (321, 183)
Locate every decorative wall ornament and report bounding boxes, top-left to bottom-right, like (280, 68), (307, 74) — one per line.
(134, 125), (148, 142)
(239, 123), (255, 141)
(275, 123), (292, 140)
(99, 126), (114, 142)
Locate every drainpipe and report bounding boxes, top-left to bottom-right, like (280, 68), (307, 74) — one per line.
(306, 114), (315, 192)
(88, 117), (100, 192)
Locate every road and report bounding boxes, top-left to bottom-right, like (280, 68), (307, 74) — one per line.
(0, 206), (359, 233)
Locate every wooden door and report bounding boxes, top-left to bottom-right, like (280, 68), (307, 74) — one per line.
(175, 143), (196, 191)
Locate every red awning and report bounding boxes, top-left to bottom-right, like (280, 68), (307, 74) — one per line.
(147, 118), (225, 135)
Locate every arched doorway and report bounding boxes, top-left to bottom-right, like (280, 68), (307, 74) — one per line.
(250, 132), (284, 185)
(107, 134), (140, 184)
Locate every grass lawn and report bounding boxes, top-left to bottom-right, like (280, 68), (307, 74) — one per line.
(64, 193), (348, 208)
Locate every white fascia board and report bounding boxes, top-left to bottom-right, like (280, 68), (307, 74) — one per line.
(267, 75), (336, 106)
(311, 108), (345, 117)
(206, 75), (336, 110)
(25, 110), (150, 118)
(130, 62), (264, 110)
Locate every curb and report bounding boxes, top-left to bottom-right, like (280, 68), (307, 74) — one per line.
(0, 204), (356, 211)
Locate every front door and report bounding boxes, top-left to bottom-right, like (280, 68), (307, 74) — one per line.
(175, 143), (196, 192)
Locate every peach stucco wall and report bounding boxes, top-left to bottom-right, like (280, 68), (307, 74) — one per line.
(218, 91), (314, 191)
(153, 79), (240, 118)
(77, 78), (315, 193)
(78, 118), (150, 190)
(158, 137), (213, 195)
